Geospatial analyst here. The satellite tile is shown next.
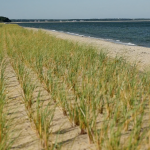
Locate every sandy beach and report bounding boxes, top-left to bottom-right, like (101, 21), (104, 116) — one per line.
(2, 24), (150, 149)
(26, 27), (150, 71)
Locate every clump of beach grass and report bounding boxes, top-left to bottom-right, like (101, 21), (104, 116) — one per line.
(0, 59), (7, 149)
(0, 26), (13, 149)
(0, 57), (14, 149)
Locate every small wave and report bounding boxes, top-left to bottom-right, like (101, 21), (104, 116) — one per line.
(106, 39), (136, 46)
(125, 42), (136, 46)
(66, 32), (84, 37)
(67, 32), (75, 35)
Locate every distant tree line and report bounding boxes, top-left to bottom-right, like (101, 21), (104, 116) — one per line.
(0, 16), (11, 22)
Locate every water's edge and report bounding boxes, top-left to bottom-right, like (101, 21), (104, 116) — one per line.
(16, 22), (150, 48)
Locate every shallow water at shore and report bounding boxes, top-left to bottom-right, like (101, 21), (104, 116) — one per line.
(16, 21), (150, 48)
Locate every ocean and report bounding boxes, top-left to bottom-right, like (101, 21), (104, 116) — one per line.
(16, 21), (150, 48)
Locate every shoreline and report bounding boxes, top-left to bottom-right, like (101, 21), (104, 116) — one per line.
(25, 27), (150, 71)
(54, 30), (137, 47)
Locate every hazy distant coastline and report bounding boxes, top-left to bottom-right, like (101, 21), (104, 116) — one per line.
(11, 19), (150, 23)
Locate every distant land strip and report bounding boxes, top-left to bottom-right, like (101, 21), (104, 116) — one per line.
(10, 19), (150, 23)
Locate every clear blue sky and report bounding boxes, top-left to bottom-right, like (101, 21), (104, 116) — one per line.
(0, 0), (150, 19)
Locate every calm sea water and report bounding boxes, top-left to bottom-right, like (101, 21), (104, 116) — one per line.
(17, 21), (150, 48)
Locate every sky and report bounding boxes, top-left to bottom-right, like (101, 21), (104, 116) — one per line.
(0, 0), (150, 19)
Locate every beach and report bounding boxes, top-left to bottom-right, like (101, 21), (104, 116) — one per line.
(26, 27), (150, 71)
(2, 24), (150, 149)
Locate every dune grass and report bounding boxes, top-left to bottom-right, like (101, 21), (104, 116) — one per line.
(2, 24), (150, 149)
(0, 28), (13, 149)
(0, 23), (4, 28)
(0, 58), (8, 150)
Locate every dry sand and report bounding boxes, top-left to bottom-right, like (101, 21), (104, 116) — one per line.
(26, 27), (150, 72)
